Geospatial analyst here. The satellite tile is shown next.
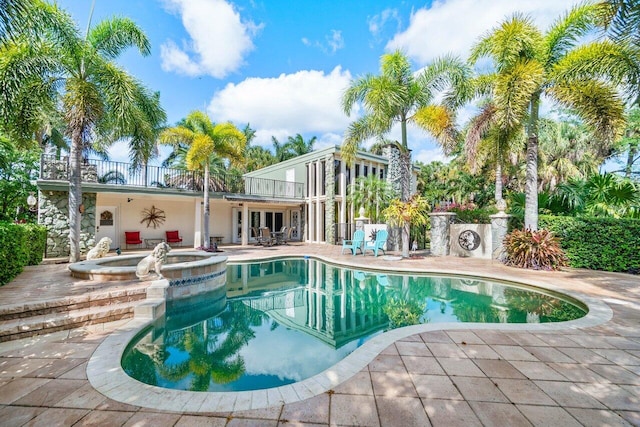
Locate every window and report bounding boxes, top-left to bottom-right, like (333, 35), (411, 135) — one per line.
(364, 165), (368, 176)
(321, 160), (326, 195)
(334, 160), (341, 194)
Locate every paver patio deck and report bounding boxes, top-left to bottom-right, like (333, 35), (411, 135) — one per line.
(0, 243), (639, 426)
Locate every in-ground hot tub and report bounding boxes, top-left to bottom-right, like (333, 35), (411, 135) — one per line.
(68, 251), (227, 299)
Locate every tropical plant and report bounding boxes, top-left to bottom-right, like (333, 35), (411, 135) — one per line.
(613, 107), (640, 179)
(347, 175), (394, 223)
(160, 111), (246, 249)
(554, 173), (640, 218)
(383, 298), (426, 329)
(383, 194), (430, 258)
(470, 4), (626, 230)
(98, 170), (126, 185)
(0, 0), (166, 262)
(503, 228), (568, 270)
(598, 0), (640, 46)
(0, 136), (39, 221)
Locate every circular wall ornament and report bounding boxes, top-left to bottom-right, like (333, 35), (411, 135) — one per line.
(458, 230), (481, 251)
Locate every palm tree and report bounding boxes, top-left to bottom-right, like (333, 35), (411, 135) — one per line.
(347, 174), (394, 223)
(470, 4), (626, 230)
(464, 100), (525, 202)
(599, 0), (640, 46)
(160, 111), (246, 249)
(342, 51), (472, 253)
(286, 134), (316, 156)
(615, 107), (640, 178)
(383, 195), (430, 258)
(0, 1), (165, 262)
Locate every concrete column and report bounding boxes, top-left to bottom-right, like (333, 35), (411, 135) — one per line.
(428, 212), (456, 256)
(490, 212), (511, 261)
(193, 198), (202, 248)
(241, 204), (249, 246)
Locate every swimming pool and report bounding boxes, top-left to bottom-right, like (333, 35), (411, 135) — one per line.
(121, 258), (587, 392)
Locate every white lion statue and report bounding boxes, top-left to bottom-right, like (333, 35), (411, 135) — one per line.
(86, 237), (112, 260)
(136, 242), (171, 279)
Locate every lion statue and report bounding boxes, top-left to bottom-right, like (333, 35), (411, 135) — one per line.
(86, 237), (112, 260)
(136, 242), (171, 279)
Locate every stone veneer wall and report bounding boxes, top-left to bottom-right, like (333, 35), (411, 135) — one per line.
(382, 144), (402, 198)
(324, 156), (335, 244)
(39, 190), (97, 258)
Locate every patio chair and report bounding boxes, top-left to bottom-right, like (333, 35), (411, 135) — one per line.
(251, 227), (263, 245)
(363, 229), (388, 257)
(341, 230), (364, 255)
(282, 226), (294, 245)
(275, 226), (288, 245)
(165, 230), (182, 247)
(260, 227), (276, 246)
(124, 231), (143, 249)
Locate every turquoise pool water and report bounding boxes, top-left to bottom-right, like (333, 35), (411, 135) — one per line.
(122, 258), (586, 392)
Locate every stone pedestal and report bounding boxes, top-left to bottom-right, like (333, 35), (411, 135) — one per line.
(355, 207), (369, 232)
(490, 212), (511, 261)
(429, 212), (456, 256)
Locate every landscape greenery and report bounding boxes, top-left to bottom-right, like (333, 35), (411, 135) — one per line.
(0, 0), (639, 277)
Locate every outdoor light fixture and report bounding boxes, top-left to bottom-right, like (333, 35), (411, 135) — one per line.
(27, 192), (37, 211)
(127, 198), (133, 203)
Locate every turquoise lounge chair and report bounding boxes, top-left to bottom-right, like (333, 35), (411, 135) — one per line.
(341, 230), (364, 255)
(363, 229), (388, 257)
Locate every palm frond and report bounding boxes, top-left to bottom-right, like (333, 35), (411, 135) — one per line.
(544, 3), (598, 67)
(88, 16), (151, 59)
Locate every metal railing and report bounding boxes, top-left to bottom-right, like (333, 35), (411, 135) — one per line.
(39, 154), (305, 199)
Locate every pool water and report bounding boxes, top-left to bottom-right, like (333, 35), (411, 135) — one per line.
(122, 258), (586, 392)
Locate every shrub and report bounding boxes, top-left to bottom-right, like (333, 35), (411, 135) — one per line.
(0, 222), (29, 285)
(504, 228), (568, 271)
(0, 222), (46, 285)
(540, 215), (640, 273)
(433, 202), (497, 223)
(21, 223), (47, 265)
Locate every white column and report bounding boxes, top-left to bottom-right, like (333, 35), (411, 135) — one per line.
(241, 203), (249, 246)
(315, 160), (323, 242)
(193, 198), (202, 248)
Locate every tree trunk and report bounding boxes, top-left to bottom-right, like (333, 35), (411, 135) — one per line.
(524, 94), (540, 231)
(625, 142), (637, 178)
(494, 162), (503, 202)
(401, 220), (410, 258)
(203, 164), (210, 249)
(68, 127), (83, 262)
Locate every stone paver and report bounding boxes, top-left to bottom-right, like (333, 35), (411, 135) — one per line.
(0, 244), (639, 426)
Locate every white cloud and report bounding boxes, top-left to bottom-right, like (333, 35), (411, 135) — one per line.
(387, 0), (576, 65)
(160, 0), (261, 78)
(301, 29), (345, 54)
(208, 66), (353, 148)
(368, 8), (401, 37)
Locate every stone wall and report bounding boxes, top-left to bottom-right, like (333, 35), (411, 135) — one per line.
(382, 144), (402, 198)
(40, 158), (98, 182)
(39, 190), (97, 258)
(324, 156), (335, 244)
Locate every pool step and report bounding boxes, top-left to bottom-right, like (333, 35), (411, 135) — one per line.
(0, 287), (147, 342)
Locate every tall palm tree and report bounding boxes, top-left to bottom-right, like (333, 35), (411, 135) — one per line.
(286, 134), (316, 156)
(470, 4), (626, 230)
(0, 1), (165, 262)
(464, 100), (525, 202)
(342, 51), (472, 254)
(160, 111), (246, 249)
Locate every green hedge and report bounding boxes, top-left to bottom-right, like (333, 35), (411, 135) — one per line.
(0, 222), (46, 286)
(539, 215), (640, 274)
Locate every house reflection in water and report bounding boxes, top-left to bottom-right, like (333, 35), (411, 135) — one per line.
(226, 258), (389, 349)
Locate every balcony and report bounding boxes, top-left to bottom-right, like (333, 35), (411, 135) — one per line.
(39, 155), (305, 199)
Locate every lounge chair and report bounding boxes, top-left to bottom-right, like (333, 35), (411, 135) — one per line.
(363, 229), (388, 257)
(124, 231), (143, 249)
(341, 230), (364, 255)
(165, 230), (182, 247)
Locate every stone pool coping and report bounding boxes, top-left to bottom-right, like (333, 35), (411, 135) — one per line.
(87, 254), (613, 413)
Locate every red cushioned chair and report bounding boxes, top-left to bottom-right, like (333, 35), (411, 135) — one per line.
(165, 230), (182, 247)
(124, 231), (143, 249)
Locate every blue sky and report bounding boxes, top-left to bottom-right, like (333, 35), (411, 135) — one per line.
(56, 0), (577, 165)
